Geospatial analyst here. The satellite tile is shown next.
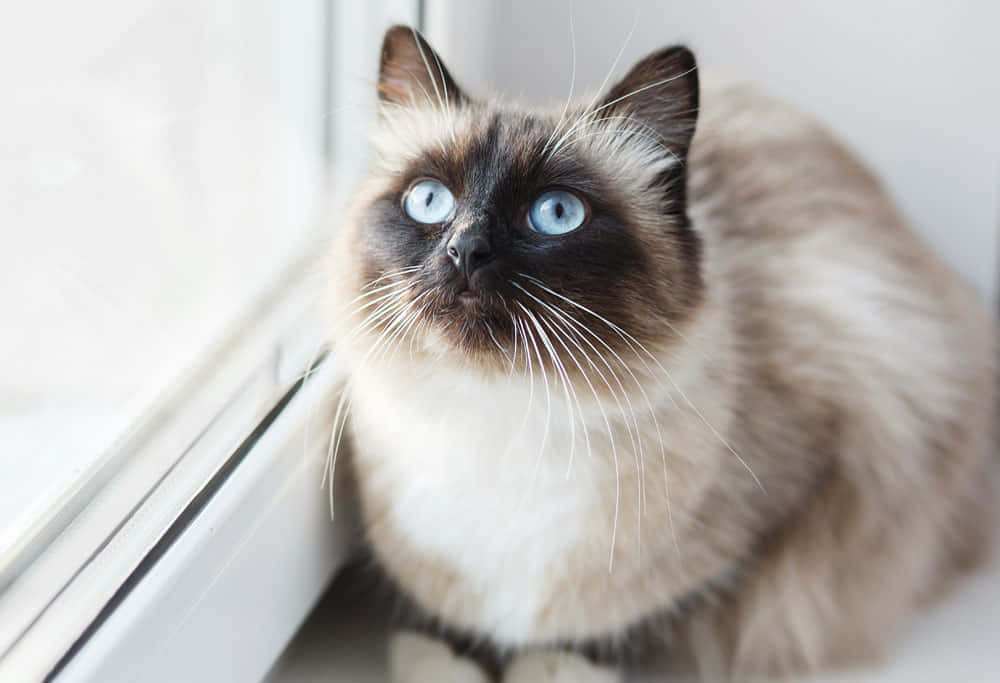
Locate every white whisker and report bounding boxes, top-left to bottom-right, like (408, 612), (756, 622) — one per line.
(323, 382), (353, 520)
(541, 0), (577, 156)
(549, 67), (696, 158)
(518, 305), (552, 489)
(409, 27), (457, 145)
(520, 273), (764, 492)
(539, 311), (621, 572)
(514, 281), (647, 531)
(503, 314), (536, 462)
(520, 304), (577, 479)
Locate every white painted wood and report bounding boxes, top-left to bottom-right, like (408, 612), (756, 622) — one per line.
(0, 1), (341, 678)
(55, 361), (355, 683)
(0, 0), (328, 598)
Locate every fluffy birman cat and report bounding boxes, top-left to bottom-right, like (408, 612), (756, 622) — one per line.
(327, 26), (996, 682)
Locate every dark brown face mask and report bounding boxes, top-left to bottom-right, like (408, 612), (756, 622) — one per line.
(352, 26), (704, 368)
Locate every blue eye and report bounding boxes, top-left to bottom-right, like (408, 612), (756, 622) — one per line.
(528, 190), (586, 235)
(404, 179), (455, 224)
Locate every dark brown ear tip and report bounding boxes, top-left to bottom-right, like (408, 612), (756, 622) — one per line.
(381, 25), (413, 57)
(659, 45), (698, 73)
(652, 45), (699, 108)
(383, 24), (416, 43)
(382, 25), (429, 65)
(376, 24), (466, 107)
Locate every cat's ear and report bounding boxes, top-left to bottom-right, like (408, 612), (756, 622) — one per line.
(378, 25), (466, 109)
(598, 46), (699, 161)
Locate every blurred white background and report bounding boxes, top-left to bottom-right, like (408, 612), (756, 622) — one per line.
(0, 0), (325, 560)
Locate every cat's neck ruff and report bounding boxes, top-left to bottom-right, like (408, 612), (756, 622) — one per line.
(341, 291), (734, 643)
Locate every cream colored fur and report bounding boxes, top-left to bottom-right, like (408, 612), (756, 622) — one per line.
(389, 631), (490, 683)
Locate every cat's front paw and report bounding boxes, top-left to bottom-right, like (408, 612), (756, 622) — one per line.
(502, 650), (622, 683)
(389, 631), (492, 683)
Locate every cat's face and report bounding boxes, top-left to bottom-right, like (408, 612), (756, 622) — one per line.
(335, 26), (703, 375)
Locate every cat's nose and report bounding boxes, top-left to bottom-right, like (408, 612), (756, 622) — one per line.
(446, 230), (493, 279)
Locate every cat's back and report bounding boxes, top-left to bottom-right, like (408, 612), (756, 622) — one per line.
(687, 75), (994, 472)
(689, 76), (912, 248)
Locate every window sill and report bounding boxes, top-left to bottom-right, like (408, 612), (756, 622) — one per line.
(54, 356), (354, 683)
(0, 251), (348, 681)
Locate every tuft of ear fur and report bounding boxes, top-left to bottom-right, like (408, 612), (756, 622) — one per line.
(599, 46), (700, 164)
(378, 25), (466, 109)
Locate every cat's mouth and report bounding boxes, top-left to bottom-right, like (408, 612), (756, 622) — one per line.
(435, 272), (497, 313)
(457, 289), (477, 303)
(435, 285), (495, 318)
(420, 281), (513, 356)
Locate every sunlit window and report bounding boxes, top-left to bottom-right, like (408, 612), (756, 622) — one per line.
(0, 0), (325, 590)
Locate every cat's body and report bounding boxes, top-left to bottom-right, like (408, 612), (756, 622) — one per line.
(330, 27), (995, 681)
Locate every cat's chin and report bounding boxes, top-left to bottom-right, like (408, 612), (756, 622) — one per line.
(412, 328), (499, 370)
(417, 305), (513, 371)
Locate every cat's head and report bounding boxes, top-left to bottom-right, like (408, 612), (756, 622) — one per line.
(334, 26), (703, 375)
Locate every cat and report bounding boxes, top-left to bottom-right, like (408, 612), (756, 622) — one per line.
(326, 25), (996, 682)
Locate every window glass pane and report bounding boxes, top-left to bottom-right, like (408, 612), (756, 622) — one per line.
(0, 1), (325, 561)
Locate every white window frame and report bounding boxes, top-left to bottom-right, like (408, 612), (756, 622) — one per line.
(0, 1), (457, 680)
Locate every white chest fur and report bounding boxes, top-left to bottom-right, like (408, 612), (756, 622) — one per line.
(348, 357), (603, 642)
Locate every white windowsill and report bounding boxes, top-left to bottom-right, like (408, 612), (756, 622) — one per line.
(0, 248), (344, 681)
(55, 356), (354, 683)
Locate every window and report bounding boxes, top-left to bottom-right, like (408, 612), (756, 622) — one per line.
(1, 0), (325, 575)
(0, 1), (421, 679)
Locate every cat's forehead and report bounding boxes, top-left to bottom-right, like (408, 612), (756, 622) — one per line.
(370, 98), (674, 211)
(371, 101), (557, 178)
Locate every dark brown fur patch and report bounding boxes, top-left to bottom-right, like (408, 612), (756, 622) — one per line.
(358, 28), (705, 379)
